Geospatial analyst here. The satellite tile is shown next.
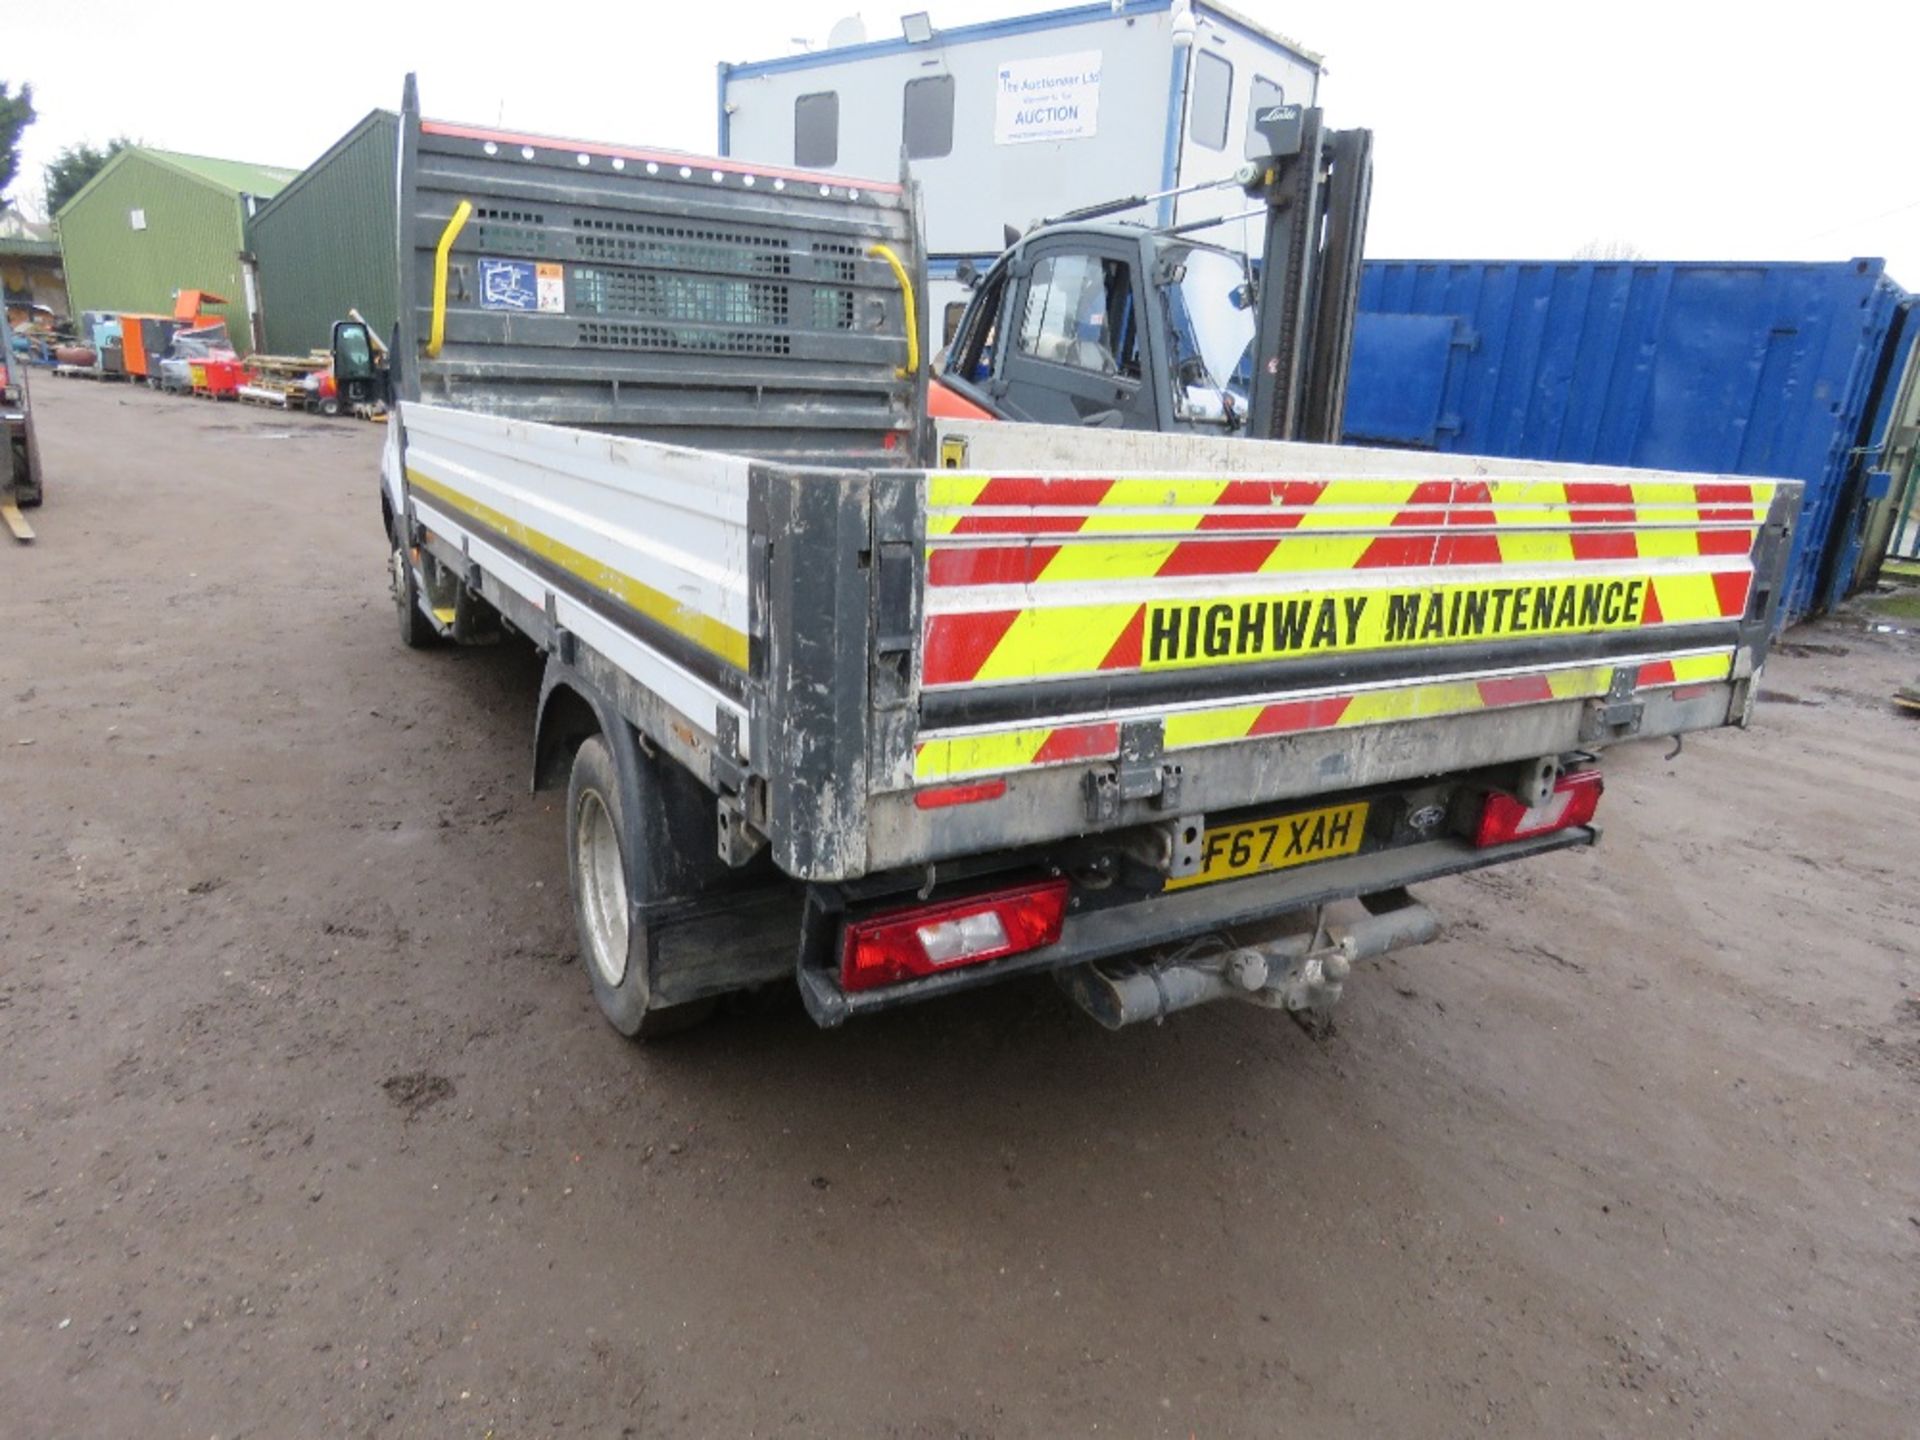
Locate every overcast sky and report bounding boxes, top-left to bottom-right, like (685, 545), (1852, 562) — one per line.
(10, 0), (1918, 280)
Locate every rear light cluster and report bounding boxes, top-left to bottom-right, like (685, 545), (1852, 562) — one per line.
(840, 878), (1070, 992)
(1474, 768), (1603, 848)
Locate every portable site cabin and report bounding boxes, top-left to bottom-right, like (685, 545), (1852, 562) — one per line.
(718, 0), (1322, 336)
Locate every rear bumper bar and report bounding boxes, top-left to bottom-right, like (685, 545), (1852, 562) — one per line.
(795, 825), (1596, 1025)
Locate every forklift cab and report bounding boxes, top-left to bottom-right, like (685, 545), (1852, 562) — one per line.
(329, 319), (389, 412)
(940, 223), (1256, 434)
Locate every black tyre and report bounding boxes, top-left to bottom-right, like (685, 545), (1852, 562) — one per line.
(390, 538), (438, 649)
(565, 735), (715, 1040)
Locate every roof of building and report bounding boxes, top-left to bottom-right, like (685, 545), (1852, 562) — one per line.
(141, 148), (299, 197)
(55, 145), (298, 219)
(0, 205), (58, 256)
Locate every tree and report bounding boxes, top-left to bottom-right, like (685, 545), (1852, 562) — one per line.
(45, 138), (133, 215)
(0, 81), (35, 203)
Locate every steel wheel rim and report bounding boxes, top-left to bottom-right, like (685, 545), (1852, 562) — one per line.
(576, 789), (629, 987)
(390, 546), (410, 612)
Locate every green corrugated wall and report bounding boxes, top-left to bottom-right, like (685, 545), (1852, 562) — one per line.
(56, 153), (257, 345)
(249, 112), (399, 356)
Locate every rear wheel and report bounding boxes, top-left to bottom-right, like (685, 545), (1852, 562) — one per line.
(565, 735), (715, 1040)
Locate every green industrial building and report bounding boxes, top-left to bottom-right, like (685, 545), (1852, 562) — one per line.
(247, 110), (399, 356)
(55, 147), (295, 349)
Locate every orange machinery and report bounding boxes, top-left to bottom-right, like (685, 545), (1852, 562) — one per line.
(119, 290), (235, 382)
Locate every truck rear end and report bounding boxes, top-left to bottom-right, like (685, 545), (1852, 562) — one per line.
(379, 85), (1799, 1037)
(771, 420), (1793, 1024)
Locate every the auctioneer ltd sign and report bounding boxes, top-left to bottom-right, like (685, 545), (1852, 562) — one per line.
(995, 51), (1103, 144)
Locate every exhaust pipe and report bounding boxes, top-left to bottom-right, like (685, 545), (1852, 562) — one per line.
(1061, 899), (1440, 1030)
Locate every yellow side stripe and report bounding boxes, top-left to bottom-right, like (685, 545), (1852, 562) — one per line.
(407, 468), (751, 670)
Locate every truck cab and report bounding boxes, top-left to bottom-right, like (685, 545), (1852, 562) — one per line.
(940, 223), (1255, 435)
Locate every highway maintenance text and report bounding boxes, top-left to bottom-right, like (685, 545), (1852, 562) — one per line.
(1144, 578), (1649, 666)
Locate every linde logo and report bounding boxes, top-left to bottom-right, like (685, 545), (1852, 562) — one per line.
(994, 51), (1103, 145)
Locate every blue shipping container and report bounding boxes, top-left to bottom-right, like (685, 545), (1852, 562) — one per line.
(1345, 257), (1917, 626)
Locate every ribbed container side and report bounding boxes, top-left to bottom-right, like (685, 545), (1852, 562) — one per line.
(57, 153), (252, 343)
(248, 113), (400, 355)
(1346, 258), (1912, 625)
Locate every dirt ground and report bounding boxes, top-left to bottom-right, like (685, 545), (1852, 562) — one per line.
(3, 378), (1917, 1439)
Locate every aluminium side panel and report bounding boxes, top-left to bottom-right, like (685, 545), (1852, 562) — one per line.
(399, 403), (753, 761)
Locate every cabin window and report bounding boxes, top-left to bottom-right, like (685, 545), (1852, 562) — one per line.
(904, 75), (956, 160)
(1017, 253), (1140, 379)
(1189, 50), (1233, 151)
(795, 91), (839, 167)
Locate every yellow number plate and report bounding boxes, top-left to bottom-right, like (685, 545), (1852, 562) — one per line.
(1166, 801), (1370, 891)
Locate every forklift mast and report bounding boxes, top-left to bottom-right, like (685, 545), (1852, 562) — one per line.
(1242, 104), (1374, 445)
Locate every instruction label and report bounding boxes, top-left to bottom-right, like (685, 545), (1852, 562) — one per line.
(478, 258), (566, 313)
(995, 51), (1102, 144)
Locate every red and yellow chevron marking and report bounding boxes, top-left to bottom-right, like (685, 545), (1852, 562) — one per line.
(910, 650), (1735, 784)
(925, 475), (1775, 588)
(923, 570), (1750, 687)
(921, 474), (1769, 689)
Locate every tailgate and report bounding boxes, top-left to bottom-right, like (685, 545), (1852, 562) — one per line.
(865, 424), (1797, 866)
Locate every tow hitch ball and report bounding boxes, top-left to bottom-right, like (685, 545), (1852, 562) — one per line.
(1059, 898), (1441, 1031)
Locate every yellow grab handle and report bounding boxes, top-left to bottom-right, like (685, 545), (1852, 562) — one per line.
(426, 199), (474, 359)
(867, 243), (920, 380)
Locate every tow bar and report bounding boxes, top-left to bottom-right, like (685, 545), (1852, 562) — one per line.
(1060, 896), (1440, 1030)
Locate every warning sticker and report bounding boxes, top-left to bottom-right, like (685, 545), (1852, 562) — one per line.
(478, 257), (565, 313)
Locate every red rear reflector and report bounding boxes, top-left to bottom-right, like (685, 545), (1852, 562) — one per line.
(1475, 769), (1603, 848)
(840, 878), (1069, 992)
(914, 778), (1007, 809)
